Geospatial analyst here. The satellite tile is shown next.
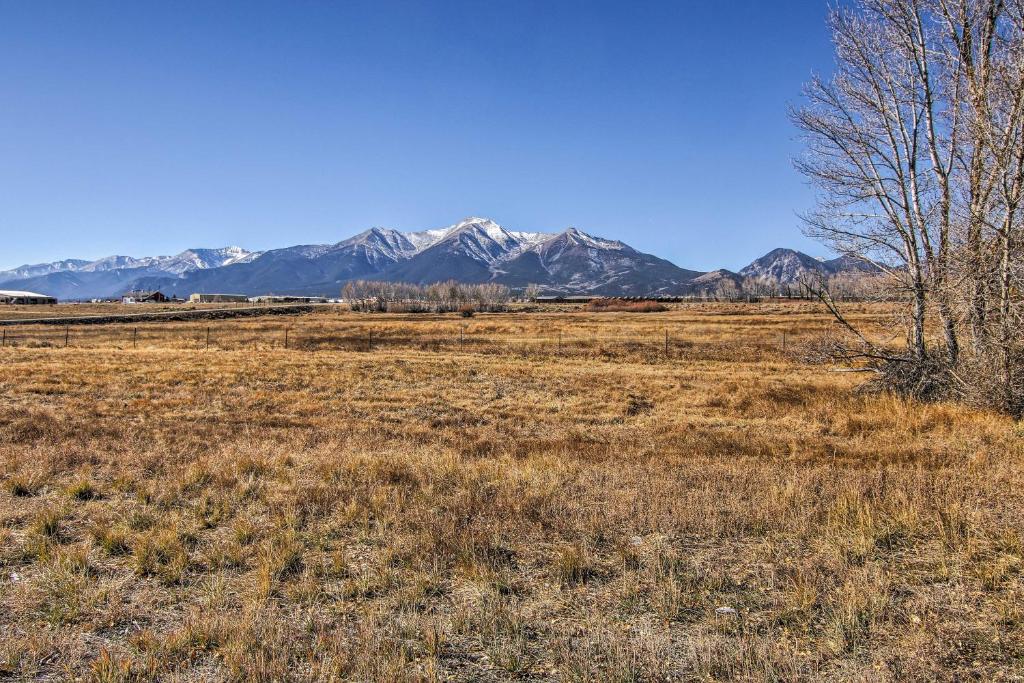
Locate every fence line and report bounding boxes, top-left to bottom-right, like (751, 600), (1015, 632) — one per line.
(0, 321), (798, 360)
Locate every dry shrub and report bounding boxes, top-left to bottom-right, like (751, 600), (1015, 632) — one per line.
(33, 508), (63, 539)
(587, 298), (668, 313)
(385, 301), (431, 314)
(808, 328), (1024, 417)
(90, 521), (131, 556)
(6, 472), (45, 497)
(132, 528), (189, 585)
(89, 649), (148, 683)
(67, 479), (99, 501)
(553, 544), (598, 586)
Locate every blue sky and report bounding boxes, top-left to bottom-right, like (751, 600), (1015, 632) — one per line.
(0, 1), (836, 272)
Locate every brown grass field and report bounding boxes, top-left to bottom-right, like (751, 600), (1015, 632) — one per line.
(0, 302), (265, 321)
(1, 303), (1022, 681)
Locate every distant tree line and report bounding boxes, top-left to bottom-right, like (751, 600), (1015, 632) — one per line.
(342, 280), (511, 313)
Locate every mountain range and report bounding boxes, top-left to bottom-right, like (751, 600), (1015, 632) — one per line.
(0, 218), (873, 300)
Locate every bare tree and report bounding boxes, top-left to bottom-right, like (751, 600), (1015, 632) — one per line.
(794, 0), (1024, 413)
(342, 280), (512, 313)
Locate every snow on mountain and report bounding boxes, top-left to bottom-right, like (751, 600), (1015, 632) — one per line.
(509, 231), (553, 250)
(339, 228), (416, 260)
(264, 244), (337, 260)
(381, 218), (560, 284)
(2, 218), (702, 298)
(493, 226), (702, 295)
(58, 247), (261, 276)
(251, 228), (416, 268)
(401, 218), (555, 261)
(2, 216), (881, 301)
(404, 227), (452, 251)
(77, 255), (157, 272)
(156, 247), (261, 275)
(439, 218), (523, 264)
(0, 259), (90, 281)
(0, 245), (265, 300)
(554, 227), (626, 252)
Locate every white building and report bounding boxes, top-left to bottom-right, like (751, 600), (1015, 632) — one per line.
(0, 290), (57, 305)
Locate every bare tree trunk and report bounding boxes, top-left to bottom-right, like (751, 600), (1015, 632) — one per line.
(911, 266), (928, 360)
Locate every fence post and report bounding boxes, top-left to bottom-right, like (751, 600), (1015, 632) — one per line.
(558, 331), (562, 354)
(285, 328), (289, 350)
(460, 326), (464, 352)
(1, 328), (5, 347)
(782, 331), (787, 352)
(665, 329), (669, 357)
(206, 327), (210, 350)
(133, 327), (137, 349)
(65, 326), (69, 348)
(368, 330), (372, 352)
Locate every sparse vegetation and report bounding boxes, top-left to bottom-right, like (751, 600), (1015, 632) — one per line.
(1, 304), (1021, 680)
(343, 279), (511, 313)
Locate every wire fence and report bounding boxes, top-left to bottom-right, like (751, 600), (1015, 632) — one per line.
(0, 321), (797, 361)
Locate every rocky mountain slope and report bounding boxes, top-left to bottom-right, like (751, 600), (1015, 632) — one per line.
(737, 248), (876, 284)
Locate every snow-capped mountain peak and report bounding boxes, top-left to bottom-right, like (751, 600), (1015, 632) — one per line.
(158, 247), (261, 274)
(0, 216), (878, 301)
(339, 227), (417, 261)
(451, 216), (508, 240)
(399, 217), (553, 263)
(439, 217), (559, 264)
(561, 227), (627, 251)
(219, 246), (259, 265)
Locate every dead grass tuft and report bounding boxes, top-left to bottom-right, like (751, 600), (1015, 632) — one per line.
(67, 479), (99, 501)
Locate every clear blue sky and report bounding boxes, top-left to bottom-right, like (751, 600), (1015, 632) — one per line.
(0, 0), (836, 272)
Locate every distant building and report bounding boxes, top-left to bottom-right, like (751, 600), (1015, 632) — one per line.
(0, 289), (57, 305)
(122, 291), (169, 304)
(189, 293), (249, 304)
(249, 295), (329, 304)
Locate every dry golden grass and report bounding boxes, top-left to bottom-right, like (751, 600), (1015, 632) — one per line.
(1, 302), (891, 355)
(1, 304), (1022, 681)
(0, 302), (265, 321)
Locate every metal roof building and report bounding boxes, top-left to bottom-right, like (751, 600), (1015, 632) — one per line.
(189, 293), (249, 303)
(0, 290), (57, 305)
